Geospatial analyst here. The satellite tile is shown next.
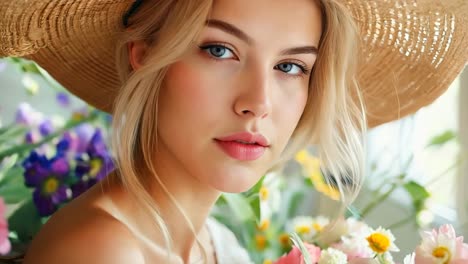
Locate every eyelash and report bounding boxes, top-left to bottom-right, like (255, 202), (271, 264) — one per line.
(198, 43), (311, 78)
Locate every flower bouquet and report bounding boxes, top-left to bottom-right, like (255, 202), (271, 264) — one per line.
(0, 58), (114, 259)
(212, 143), (463, 264)
(272, 217), (468, 264)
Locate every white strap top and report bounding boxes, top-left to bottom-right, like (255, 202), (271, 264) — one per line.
(205, 218), (254, 264)
(101, 195), (253, 263)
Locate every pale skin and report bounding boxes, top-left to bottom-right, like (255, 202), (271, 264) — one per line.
(23, 0), (322, 263)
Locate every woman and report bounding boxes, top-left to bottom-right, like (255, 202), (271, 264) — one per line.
(0, 0), (466, 263)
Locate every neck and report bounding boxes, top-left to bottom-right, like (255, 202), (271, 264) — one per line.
(105, 146), (222, 262)
(149, 159), (221, 261)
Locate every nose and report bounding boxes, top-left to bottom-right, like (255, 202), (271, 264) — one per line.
(233, 67), (272, 119)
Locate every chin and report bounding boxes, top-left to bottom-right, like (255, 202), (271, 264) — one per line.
(217, 183), (255, 193)
(210, 168), (265, 193)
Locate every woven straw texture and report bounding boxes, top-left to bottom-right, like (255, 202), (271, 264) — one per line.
(0, 0), (467, 127)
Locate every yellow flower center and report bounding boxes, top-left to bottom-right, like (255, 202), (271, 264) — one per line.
(295, 225), (311, 235)
(263, 260), (273, 264)
(43, 177), (59, 194)
(366, 233), (390, 253)
(259, 187), (269, 201)
(89, 158), (103, 177)
(257, 219), (270, 231)
(432, 246), (451, 263)
(71, 112), (85, 121)
(294, 150), (308, 163)
(278, 233), (291, 248)
(313, 223), (323, 232)
(255, 234), (267, 250)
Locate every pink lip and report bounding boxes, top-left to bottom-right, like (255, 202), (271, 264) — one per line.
(214, 132), (269, 161)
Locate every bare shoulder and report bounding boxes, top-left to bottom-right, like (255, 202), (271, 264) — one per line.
(22, 198), (145, 264)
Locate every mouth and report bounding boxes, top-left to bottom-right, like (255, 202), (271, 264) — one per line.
(215, 132), (270, 147)
(214, 139), (267, 161)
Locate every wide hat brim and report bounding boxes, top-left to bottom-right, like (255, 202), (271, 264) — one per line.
(0, 0), (467, 128)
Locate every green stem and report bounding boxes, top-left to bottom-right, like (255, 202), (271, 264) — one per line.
(371, 177), (395, 196)
(425, 157), (461, 187)
(387, 214), (415, 229)
(0, 112), (98, 161)
(36, 65), (65, 92)
(360, 183), (399, 218)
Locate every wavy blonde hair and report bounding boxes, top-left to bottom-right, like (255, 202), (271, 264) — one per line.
(283, 0), (367, 203)
(111, 0), (366, 262)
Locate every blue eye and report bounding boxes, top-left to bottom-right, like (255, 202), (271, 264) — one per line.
(275, 63), (309, 76)
(200, 44), (235, 59)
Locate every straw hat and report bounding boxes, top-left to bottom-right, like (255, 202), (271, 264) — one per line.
(0, 0), (467, 127)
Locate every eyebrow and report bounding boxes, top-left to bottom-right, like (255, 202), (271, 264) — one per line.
(206, 19), (318, 56)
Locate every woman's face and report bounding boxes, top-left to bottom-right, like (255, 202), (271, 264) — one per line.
(157, 0), (322, 192)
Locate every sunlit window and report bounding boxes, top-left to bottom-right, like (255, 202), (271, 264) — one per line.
(366, 74), (461, 222)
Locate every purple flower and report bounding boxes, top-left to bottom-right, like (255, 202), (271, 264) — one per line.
(22, 151), (49, 187)
(38, 119), (54, 136)
(74, 124), (95, 153)
(22, 124), (113, 216)
(75, 157), (90, 178)
(15, 103), (43, 126)
(70, 180), (95, 199)
(87, 129), (108, 155)
(15, 103), (33, 125)
(87, 130), (114, 180)
(56, 133), (72, 154)
(56, 92), (70, 107)
(50, 157), (69, 175)
(33, 184), (68, 216)
(22, 153), (71, 216)
(24, 130), (40, 144)
(75, 129), (114, 182)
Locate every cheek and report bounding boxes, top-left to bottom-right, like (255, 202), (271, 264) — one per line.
(160, 60), (228, 134)
(163, 61), (210, 112)
(275, 88), (308, 143)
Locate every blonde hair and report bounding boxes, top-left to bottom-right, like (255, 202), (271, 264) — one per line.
(277, 0), (366, 205)
(113, 0), (213, 261)
(111, 0), (365, 262)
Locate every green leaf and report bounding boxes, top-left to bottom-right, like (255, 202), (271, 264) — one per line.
(0, 125), (13, 135)
(0, 126), (27, 146)
(403, 181), (430, 211)
(214, 196), (227, 206)
(8, 199), (43, 243)
(426, 130), (457, 148)
(304, 177), (313, 187)
(277, 189), (305, 226)
(222, 193), (255, 222)
(20, 62), (41, 75)
(0, 111), (99, 161)
(0, 166), (31, 204)
(286, 191), (305, 219)
(290, 232), (311, 264)
(345, 204), (362, 219)
(0, 154), (18, 182)
(0, 165), (24, 186)
(249, 194), (261, 222)
(243, 175), (265, 197)
(0, 185), (31, 204)
(239, 175), (266, 222)
(8, 57), (22, 64)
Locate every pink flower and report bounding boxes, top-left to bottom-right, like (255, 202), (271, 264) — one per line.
(348, 258), (379, 264)
(274, 244), (321, 264)
(415, 224), (468, 264)
(0, 198), (11, 255)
